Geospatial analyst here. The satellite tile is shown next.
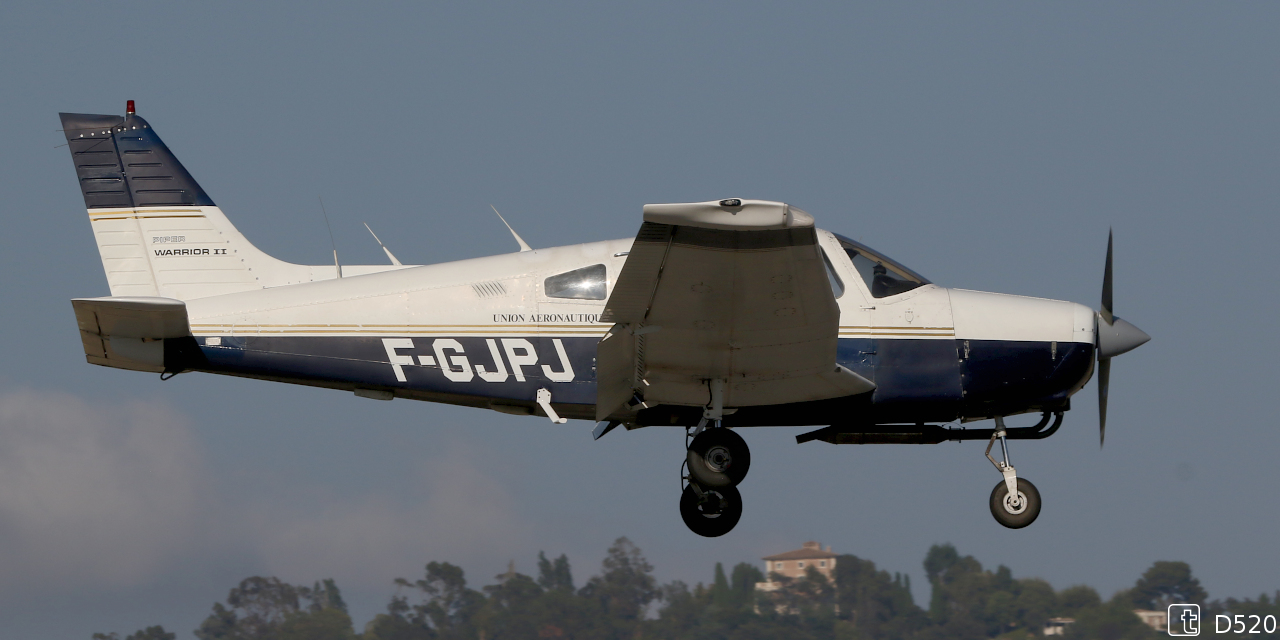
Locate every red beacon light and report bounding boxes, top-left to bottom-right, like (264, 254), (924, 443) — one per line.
(126, 100), (135, 115)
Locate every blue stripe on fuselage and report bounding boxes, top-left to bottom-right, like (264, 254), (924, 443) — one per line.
(195, 334), (600, 405)
(185, 335), (1092, 424)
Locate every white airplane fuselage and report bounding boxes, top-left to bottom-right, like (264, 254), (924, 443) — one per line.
(129, 207), (1094, 427)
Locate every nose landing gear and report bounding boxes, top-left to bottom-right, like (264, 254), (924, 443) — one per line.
(985, 417), (1042, 528)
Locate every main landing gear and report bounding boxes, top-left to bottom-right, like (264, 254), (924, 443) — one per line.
(985, 417), (1042, 528)
(680, 380), (751, 537)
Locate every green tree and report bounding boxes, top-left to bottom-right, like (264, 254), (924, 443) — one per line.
(709, 562), (732, 608)
(1014, 578), (1057, 633)
(580, 536), (659, 621)
(474, 569), (546, 640)
(308, 579), (348, 612)
(833, 554), (926, 640)
(650, 580), (702, 634)
(279, 608), (356, 640)
(92, 628), (175, 640)
(536, 552), (574, 592)
(1058, 585), (1102, 616)
(920, 544), (989, 639)
(360, 596), (432, 640)
(393, 562), (485, 639)
(918, 545), (1053, 639)
(729, 562), (765, 610)
(194, 576), (354, 640)
(1130, 561), (1207, 609)
(1064, 597), (1161, 640)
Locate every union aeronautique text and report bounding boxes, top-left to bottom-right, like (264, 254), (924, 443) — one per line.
(493, 314), (600, 323)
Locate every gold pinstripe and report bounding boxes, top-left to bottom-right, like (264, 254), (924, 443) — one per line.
(188, 323), (954, 338)
(89, 207), (207, 221)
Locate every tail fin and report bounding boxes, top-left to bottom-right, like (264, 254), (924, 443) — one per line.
(59, 105), (408, 300)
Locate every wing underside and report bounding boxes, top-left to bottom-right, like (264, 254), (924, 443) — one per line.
(596, 200), (873, 421)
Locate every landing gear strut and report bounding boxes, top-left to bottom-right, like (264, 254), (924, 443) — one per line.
(985, 417), (1041, 528)
(680, 380), (749, 537)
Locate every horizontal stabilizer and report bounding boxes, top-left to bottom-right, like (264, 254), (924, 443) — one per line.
(72, 296), (191, 373)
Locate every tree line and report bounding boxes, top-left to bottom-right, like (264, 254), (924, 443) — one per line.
(94, 538), (1280, 640)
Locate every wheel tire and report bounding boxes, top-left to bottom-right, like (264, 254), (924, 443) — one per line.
(989, 477), (1042, 529)
(686, 428), (751, 488)
(679, 484), (743, 537)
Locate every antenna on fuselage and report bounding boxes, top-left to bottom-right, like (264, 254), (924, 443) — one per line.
(490, 204), (533, 252)
(318, 196), (341, 278)
(363, 222), (403, 266)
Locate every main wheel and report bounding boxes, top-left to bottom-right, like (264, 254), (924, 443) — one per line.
(989, 477), (1041, 529)
(679, 484), (742, 537)
(686, 428), (751, 488)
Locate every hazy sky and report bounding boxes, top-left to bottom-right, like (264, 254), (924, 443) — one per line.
(2, 2), (1278, 638)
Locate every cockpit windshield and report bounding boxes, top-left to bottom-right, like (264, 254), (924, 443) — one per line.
(833, 234), (930, 299)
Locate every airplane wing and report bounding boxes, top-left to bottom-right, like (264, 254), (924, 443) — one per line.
(72, 296), (191, 373)
(596, 199), (874, 421)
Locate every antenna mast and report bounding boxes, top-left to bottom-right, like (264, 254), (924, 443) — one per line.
(363, 222), (403, 266)
(319, 196), (342, 278)
(490, 205), (533, 252)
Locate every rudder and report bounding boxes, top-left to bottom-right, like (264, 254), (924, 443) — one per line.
(59, 103), (407, 301)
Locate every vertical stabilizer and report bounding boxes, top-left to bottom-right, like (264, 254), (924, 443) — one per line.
(60, 106), (411, 300)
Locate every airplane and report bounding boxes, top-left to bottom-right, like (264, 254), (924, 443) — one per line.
(58, 102), (1150, 537)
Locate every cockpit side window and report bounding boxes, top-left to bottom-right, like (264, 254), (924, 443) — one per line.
(833, 234), (929, 299)
(544, 264), (608, 300)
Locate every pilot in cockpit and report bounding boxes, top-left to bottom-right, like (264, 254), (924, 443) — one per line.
(872, 263), (916, 298)
(871, 264), (893, 298)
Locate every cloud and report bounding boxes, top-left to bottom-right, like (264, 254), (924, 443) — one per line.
(0, 387), (531, 594)
(0, 388), (211, 588)
(248, 440), (529, 586)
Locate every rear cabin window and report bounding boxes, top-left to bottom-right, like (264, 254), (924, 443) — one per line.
(544, 264), (607, 300)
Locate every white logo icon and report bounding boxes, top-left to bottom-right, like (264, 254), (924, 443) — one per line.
(1168, 604), (1200, 636)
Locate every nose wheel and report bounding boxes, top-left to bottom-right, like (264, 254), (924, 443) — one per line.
(990, 477), (1041, 528)
(985, 417), (1042, 529)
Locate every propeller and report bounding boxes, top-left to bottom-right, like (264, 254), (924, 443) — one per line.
(1095, 230), (1151, 446)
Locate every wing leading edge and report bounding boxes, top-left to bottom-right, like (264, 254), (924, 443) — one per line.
(596, 199), (874, 421)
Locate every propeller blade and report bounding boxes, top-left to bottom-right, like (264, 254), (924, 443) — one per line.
(1097, 357), (1110, 447)
(1101, 229), (1114, 325)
